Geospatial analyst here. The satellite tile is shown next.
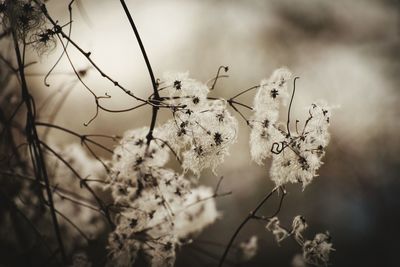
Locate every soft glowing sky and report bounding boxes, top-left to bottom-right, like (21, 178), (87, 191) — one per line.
(31, 0), (399, 152)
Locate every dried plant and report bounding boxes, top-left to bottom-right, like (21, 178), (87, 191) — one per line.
(0, 1), (335, 266)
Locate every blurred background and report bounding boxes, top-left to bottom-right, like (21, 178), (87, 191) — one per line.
(5, 0), (400, 266)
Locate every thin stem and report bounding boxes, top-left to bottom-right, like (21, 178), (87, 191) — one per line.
(229, 99), (253, 110)
(153, 137), (182, 164)
(269, 186), (286, 218)
(82, 141), (110, 172)
(287, 77), (299, 137)
(35, 122), (114, 153)
(119, 0), (160, 146)
(210, 65), (229, 90)
(119, 0), (158, 98)
(43, 0), (75, 87)
(228, 101), (250, 125)
(252, 186), (287, 220)
(229, 85), (260, 100)
(146, 105), (159, 145)
(98, 102), (147, 113)
(218, 186), (279, 267)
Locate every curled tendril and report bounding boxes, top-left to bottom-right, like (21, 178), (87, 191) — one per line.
(209, 65), (229, 90)
(271, 141), (287, 155)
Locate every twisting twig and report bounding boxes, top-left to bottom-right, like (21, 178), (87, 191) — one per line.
(43, 0), (75, 87)
(54, 33), (102, 125)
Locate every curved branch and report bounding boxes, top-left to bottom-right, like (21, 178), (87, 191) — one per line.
(218, 186), (280, 267)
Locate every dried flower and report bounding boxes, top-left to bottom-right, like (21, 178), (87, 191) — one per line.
(292, 215), (308, 245)
(161, 73), (238, 176)
(270, 101), (331, 189)
(106, 122), (221, 266)
(250, 67), (292, 165)
(266, 217), (289, 244)
(250, 68), (332, 189)
(1, 0), (45, 40)
(302, 232), (334, 266)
